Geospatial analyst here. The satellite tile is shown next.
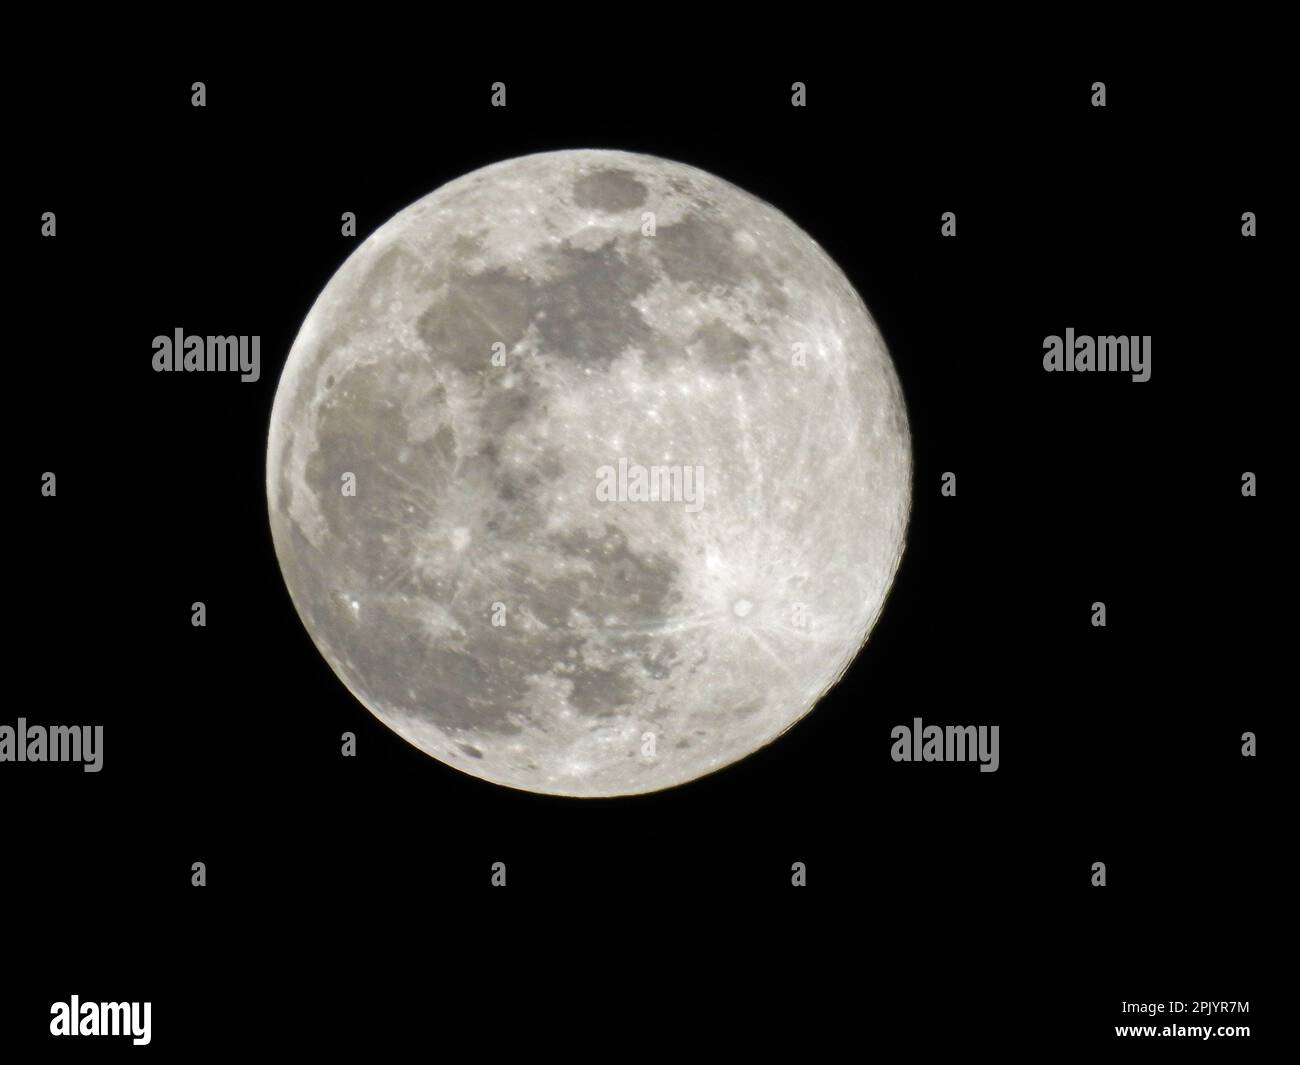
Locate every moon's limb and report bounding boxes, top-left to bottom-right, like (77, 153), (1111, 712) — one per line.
(266, 149), (910, 797)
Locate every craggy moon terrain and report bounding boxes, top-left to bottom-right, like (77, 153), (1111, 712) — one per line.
(267, 149), (910, 796)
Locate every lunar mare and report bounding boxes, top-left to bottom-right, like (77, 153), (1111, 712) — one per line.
(267, 149), (910, 797)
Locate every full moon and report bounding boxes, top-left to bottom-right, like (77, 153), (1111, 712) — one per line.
(267, 149), (910, 796)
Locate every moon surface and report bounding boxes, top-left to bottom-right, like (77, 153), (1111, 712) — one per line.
(267, 149), (910, 797)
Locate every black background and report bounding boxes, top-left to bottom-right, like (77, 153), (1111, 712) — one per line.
(6, 50), (1282, 1054)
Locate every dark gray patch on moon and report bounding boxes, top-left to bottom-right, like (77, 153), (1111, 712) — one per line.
(416, 268), (533, 374)
(572, 168), (649, 212)
(532, 243), (657, 368)
(654, 217), (750, 290)
(688, 319), (752, 371)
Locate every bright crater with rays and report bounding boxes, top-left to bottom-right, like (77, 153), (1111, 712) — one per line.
(267, 149), (911, 796)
